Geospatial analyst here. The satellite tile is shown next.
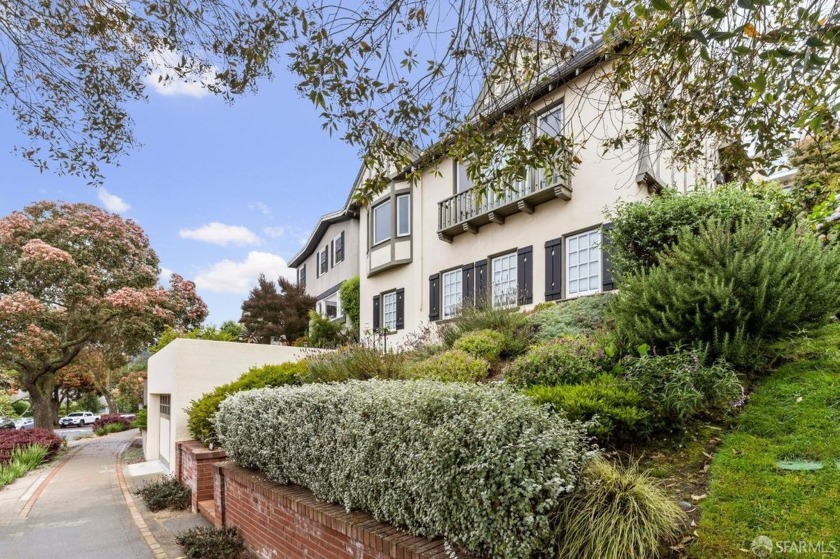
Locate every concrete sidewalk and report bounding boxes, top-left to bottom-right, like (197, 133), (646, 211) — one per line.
(0, 429), (153, 559)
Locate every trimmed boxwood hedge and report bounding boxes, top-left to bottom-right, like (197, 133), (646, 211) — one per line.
(216, 380), (590, 559)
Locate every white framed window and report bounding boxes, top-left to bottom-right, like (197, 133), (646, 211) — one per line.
(382, 291), (397, 331)
(491, 253), (518, 308)
(396, 195), (411, 237)
(442, 269), (463, 319)
(332, 233), (344, 266)
(318, 292), (342, 320)
(567, 229), (601, 297)
(317, 247), (328, 276)
(455, 162), (474, 193)
(538, 103), (565, 138)
(372, 199), (392, 245)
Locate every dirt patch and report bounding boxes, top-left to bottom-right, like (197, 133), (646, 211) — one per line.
(122, 438), (144, 465)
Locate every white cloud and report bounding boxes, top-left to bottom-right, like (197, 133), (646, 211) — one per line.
(97, 188), (131, 214)
(194, 251), (294, 294)
(179, 222), (261, 246)
(250, 202), (272, 216)
(262, 226), (286, 238)
(143, 49), (217, 98)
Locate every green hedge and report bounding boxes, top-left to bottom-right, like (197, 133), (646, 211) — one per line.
(607, 185), (793, 276)
(525, 374), (650, 443)
(186, 361), (305, 446)
(216, 380), (589, 558)
(506, 337), (603, 387)
(407, 349), (489, 382)
(452, 329), (506, 362)
(613, 221), (840, 366)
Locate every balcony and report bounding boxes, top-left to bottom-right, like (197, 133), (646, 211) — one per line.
(437, 169), (572, 242)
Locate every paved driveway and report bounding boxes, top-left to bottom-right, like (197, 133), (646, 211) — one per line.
(0, 430), (154, 559)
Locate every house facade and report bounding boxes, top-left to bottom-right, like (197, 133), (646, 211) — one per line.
(298, 45), (719, 345)
(289, 206), (359, 324)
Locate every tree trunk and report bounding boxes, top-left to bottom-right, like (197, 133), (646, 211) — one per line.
(103, 392), (119, 415)
(28, 376), (57, 429)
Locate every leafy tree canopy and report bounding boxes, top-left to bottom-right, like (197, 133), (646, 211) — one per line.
(240, 275), (314, 344)
(0, 201), (207, 427)
(150, 323), (242, 353)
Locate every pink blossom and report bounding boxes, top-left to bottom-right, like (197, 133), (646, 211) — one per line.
(0, 212), (33, 239)
(0, 292), (45, 316)
(21, 239), (75, 266)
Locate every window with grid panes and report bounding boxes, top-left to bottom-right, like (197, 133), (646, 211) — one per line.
(382, 291), (397, 331)
(442, 269), (463, 319)
(159, 394), (171, 418)
(491, 253), (518, 307)
(567, 230), (601, 297)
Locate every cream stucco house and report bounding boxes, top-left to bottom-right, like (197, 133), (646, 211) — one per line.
(295, 42), (719, 345)
(355, 44), (716, 344)
(289, 187), (360, 327)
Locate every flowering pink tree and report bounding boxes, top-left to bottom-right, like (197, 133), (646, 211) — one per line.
(0, 201), (207, 428)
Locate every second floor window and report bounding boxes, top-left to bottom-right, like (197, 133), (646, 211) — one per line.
(318, 247), (328, 276)
(397, 195), (410, 237)
(373, 199), (391, 245)
(297, 265), (306, 288)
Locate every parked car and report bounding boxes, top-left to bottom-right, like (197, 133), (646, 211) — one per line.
(15, 417), (34, 430)
(58, 411), (100, 427)
(0, 417), (15, 430)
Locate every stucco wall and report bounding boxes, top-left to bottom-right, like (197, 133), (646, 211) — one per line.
(359, 62), (715, 345)
(299, 219), (360, 301)
(145, 339), (325, 469)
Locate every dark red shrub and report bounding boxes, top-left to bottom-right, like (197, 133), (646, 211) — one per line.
(92, 414), (132, 430)
(0, 428), (62, 463)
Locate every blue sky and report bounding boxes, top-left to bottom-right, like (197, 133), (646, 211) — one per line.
(0, 68), (361, 326)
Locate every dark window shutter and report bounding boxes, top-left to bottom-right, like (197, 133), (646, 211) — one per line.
(517, 246), (533, 305)
(396, 288), (405, 330)
(462, 263), (475, 307)
(545, 237), (563, 301)
(428, 274), (440, 321)
(601, 223), (615, 292)
(373, 295), (381, 330)
(474, 260), (488, 305)
(337, 232), (345, 262)
(330, 240), (335, 267)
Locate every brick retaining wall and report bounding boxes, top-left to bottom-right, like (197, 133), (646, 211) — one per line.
(213, 461), (476, 559)
(175, 440), (227, 513)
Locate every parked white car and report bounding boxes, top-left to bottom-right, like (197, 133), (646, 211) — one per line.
(58, 411), (100, 427)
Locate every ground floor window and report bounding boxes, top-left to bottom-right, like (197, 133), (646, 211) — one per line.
(567, 229), (601, 297)
(442, 269), (463, 319)
(491, 253), (517, 307)
(382, 291), (397, 331)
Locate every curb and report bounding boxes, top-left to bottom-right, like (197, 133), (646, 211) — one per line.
(116, 440), (169, 559)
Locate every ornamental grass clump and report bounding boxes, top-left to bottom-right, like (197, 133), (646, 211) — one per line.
(553, 458), (685, 559)
(301, 345), (407, 382)
(0, 428), (61, 463)
(217, 380), (590, 559)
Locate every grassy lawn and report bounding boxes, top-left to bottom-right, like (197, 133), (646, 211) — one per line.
(689, 324), (840, 557)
